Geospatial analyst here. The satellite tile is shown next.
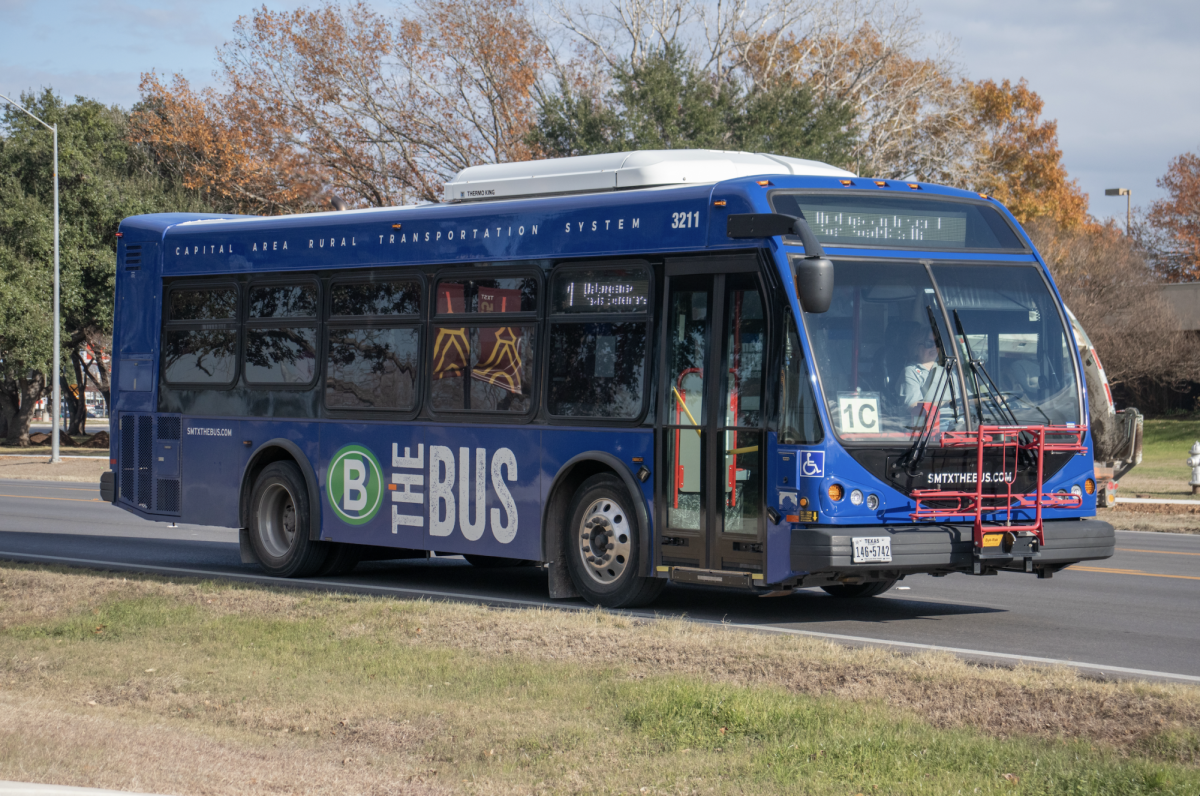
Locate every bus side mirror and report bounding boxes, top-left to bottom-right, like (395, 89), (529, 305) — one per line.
(795, 256), (834, 313)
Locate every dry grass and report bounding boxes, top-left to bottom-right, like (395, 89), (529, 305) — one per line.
(1101, 504), (1200, 534)
(0, 457), (108, 483)
(1, 562), (1199, 796)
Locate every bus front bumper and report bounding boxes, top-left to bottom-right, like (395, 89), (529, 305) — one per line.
(789, 518), (1115, 578)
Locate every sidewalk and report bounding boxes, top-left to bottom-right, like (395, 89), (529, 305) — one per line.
(0, 784), (167, 796)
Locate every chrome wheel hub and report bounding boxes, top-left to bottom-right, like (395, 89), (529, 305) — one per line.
(257, 483), (297, 558)
(577, 497), (632, 585)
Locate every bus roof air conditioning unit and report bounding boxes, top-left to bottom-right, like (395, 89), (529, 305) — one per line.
(444, 149), (856, 203)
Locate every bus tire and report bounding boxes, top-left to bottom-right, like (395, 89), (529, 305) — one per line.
(821, 579), (897, 598)
(248, 461), (328, 578)
(565, 473), (664, 609)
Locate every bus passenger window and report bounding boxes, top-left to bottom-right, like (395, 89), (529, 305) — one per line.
(431, 277), (538, 413)
(164, 329), (237, 384)
(327, 328), (419, 411)
(245, 328), (317, 385)
(244, 283), (318, 386)
(163, 286), (238, 385)
(547, 267), (650, 419)
(326, 279), (422, 411)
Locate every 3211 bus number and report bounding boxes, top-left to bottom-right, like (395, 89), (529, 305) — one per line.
(671, 211), (701, 229)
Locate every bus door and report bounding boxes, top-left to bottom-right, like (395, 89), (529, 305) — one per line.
(658, 257), (766, 575)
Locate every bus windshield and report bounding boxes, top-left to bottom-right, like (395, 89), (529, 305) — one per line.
(802, 260), (1081, 443)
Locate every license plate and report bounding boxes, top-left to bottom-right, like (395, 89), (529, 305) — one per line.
(852, 536), (892, 564)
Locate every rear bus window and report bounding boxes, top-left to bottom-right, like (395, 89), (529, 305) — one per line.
(547, 266), (650, 419)
(326, 278), (422, 412)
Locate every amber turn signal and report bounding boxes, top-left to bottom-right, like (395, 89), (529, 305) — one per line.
(828, 484), (844, 501)
(1084, 479), (1096, 495)
(799, 496), (809, 508)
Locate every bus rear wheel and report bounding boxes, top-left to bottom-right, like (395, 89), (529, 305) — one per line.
(565, 473), (663, 609)
(248, 461), (328, 578)
(821, 579), (897, 598)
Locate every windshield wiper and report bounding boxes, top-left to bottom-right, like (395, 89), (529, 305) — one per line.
(898, 306), (959, 475)
(952, 310), (1021, 427)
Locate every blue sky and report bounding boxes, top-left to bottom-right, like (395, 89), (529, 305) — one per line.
(3, 0), (1197, 224)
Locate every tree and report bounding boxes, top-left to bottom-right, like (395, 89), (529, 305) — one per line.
(1145, 151), (1200, 282)
(1028, 218), (1200, 404)
(133, 0), (546, 210)
(531, 42), (853, 162)
(2, 89), (219, 443)
(967, 79), (1089, 229)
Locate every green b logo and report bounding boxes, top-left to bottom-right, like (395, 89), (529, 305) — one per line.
(328, 444), (384, 525)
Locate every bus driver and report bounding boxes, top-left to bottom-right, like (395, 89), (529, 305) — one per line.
(902, 326), (947, 408)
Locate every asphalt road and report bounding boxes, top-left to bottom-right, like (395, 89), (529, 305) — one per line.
(2, 478), (1198, 684)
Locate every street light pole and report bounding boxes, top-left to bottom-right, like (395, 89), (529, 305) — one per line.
(1105, 187), (1131, 236)
(1, 94), (62, 464)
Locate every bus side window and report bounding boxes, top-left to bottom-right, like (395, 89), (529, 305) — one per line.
(326, 279), (422, 411)
(430, 276), (539, 414)
(780, 313), (823, 444)
(162, 285), (239, 386)
(546, 266), (651, 419)
(244, 283), (319, 386)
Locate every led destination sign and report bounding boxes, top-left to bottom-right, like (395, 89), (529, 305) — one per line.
(806, 207), (968, 245)
(552, 269), (650, 313)
(770, 193), (1027, 251)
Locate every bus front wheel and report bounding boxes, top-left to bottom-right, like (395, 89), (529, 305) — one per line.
(565, 473), (664, 608)
(821, 579), (897, 598)
(248, 461), (329, 578)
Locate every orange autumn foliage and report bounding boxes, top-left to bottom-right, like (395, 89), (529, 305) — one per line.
(968, 78), (1089, 230)
(131, 0), (544, 213)
(1147, 151), (1200, 282)
(132, 72), (320, 215)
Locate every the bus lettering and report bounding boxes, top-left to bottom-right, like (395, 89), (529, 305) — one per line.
(343, 458), (368, 511)
(632, 218), (639, 228)
(490, 448), (518, 543)
(458, 447), (487, 541)
(429, 445), (456, 536)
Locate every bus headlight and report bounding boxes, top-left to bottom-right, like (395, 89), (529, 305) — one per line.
(1071, 485), (1083, 498)
(850, 489), (864, 506)
(866, 494), (880, 510)
(828, 484), (844, 501)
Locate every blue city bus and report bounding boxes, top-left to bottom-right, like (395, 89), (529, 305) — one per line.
(99, 150), (1114, 607)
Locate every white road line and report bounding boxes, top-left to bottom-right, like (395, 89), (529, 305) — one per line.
(2, 549), (1198, 685)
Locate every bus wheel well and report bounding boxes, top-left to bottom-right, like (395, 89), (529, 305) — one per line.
(542, 457), (635, 600)
(239, 443), (319, 538)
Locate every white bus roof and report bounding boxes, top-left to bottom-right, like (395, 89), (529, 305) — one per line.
(443, 149), (856, 203)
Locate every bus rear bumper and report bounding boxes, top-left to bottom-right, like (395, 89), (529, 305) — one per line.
(789, 518), (1115, 577)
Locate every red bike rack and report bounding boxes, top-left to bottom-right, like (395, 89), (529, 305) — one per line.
(909, 425), (1087, 548)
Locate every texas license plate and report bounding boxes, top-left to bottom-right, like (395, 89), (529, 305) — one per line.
(852, 536), (892, 564)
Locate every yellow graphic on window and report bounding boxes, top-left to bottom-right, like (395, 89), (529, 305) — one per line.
(474, 326), (523, 394)
(433, 327), (469, 381)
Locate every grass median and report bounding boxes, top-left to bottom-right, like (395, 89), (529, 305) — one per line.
(2, 563), (1199, 795)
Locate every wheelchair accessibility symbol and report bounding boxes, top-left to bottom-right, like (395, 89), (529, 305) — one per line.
(799, 450), (825, 478)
